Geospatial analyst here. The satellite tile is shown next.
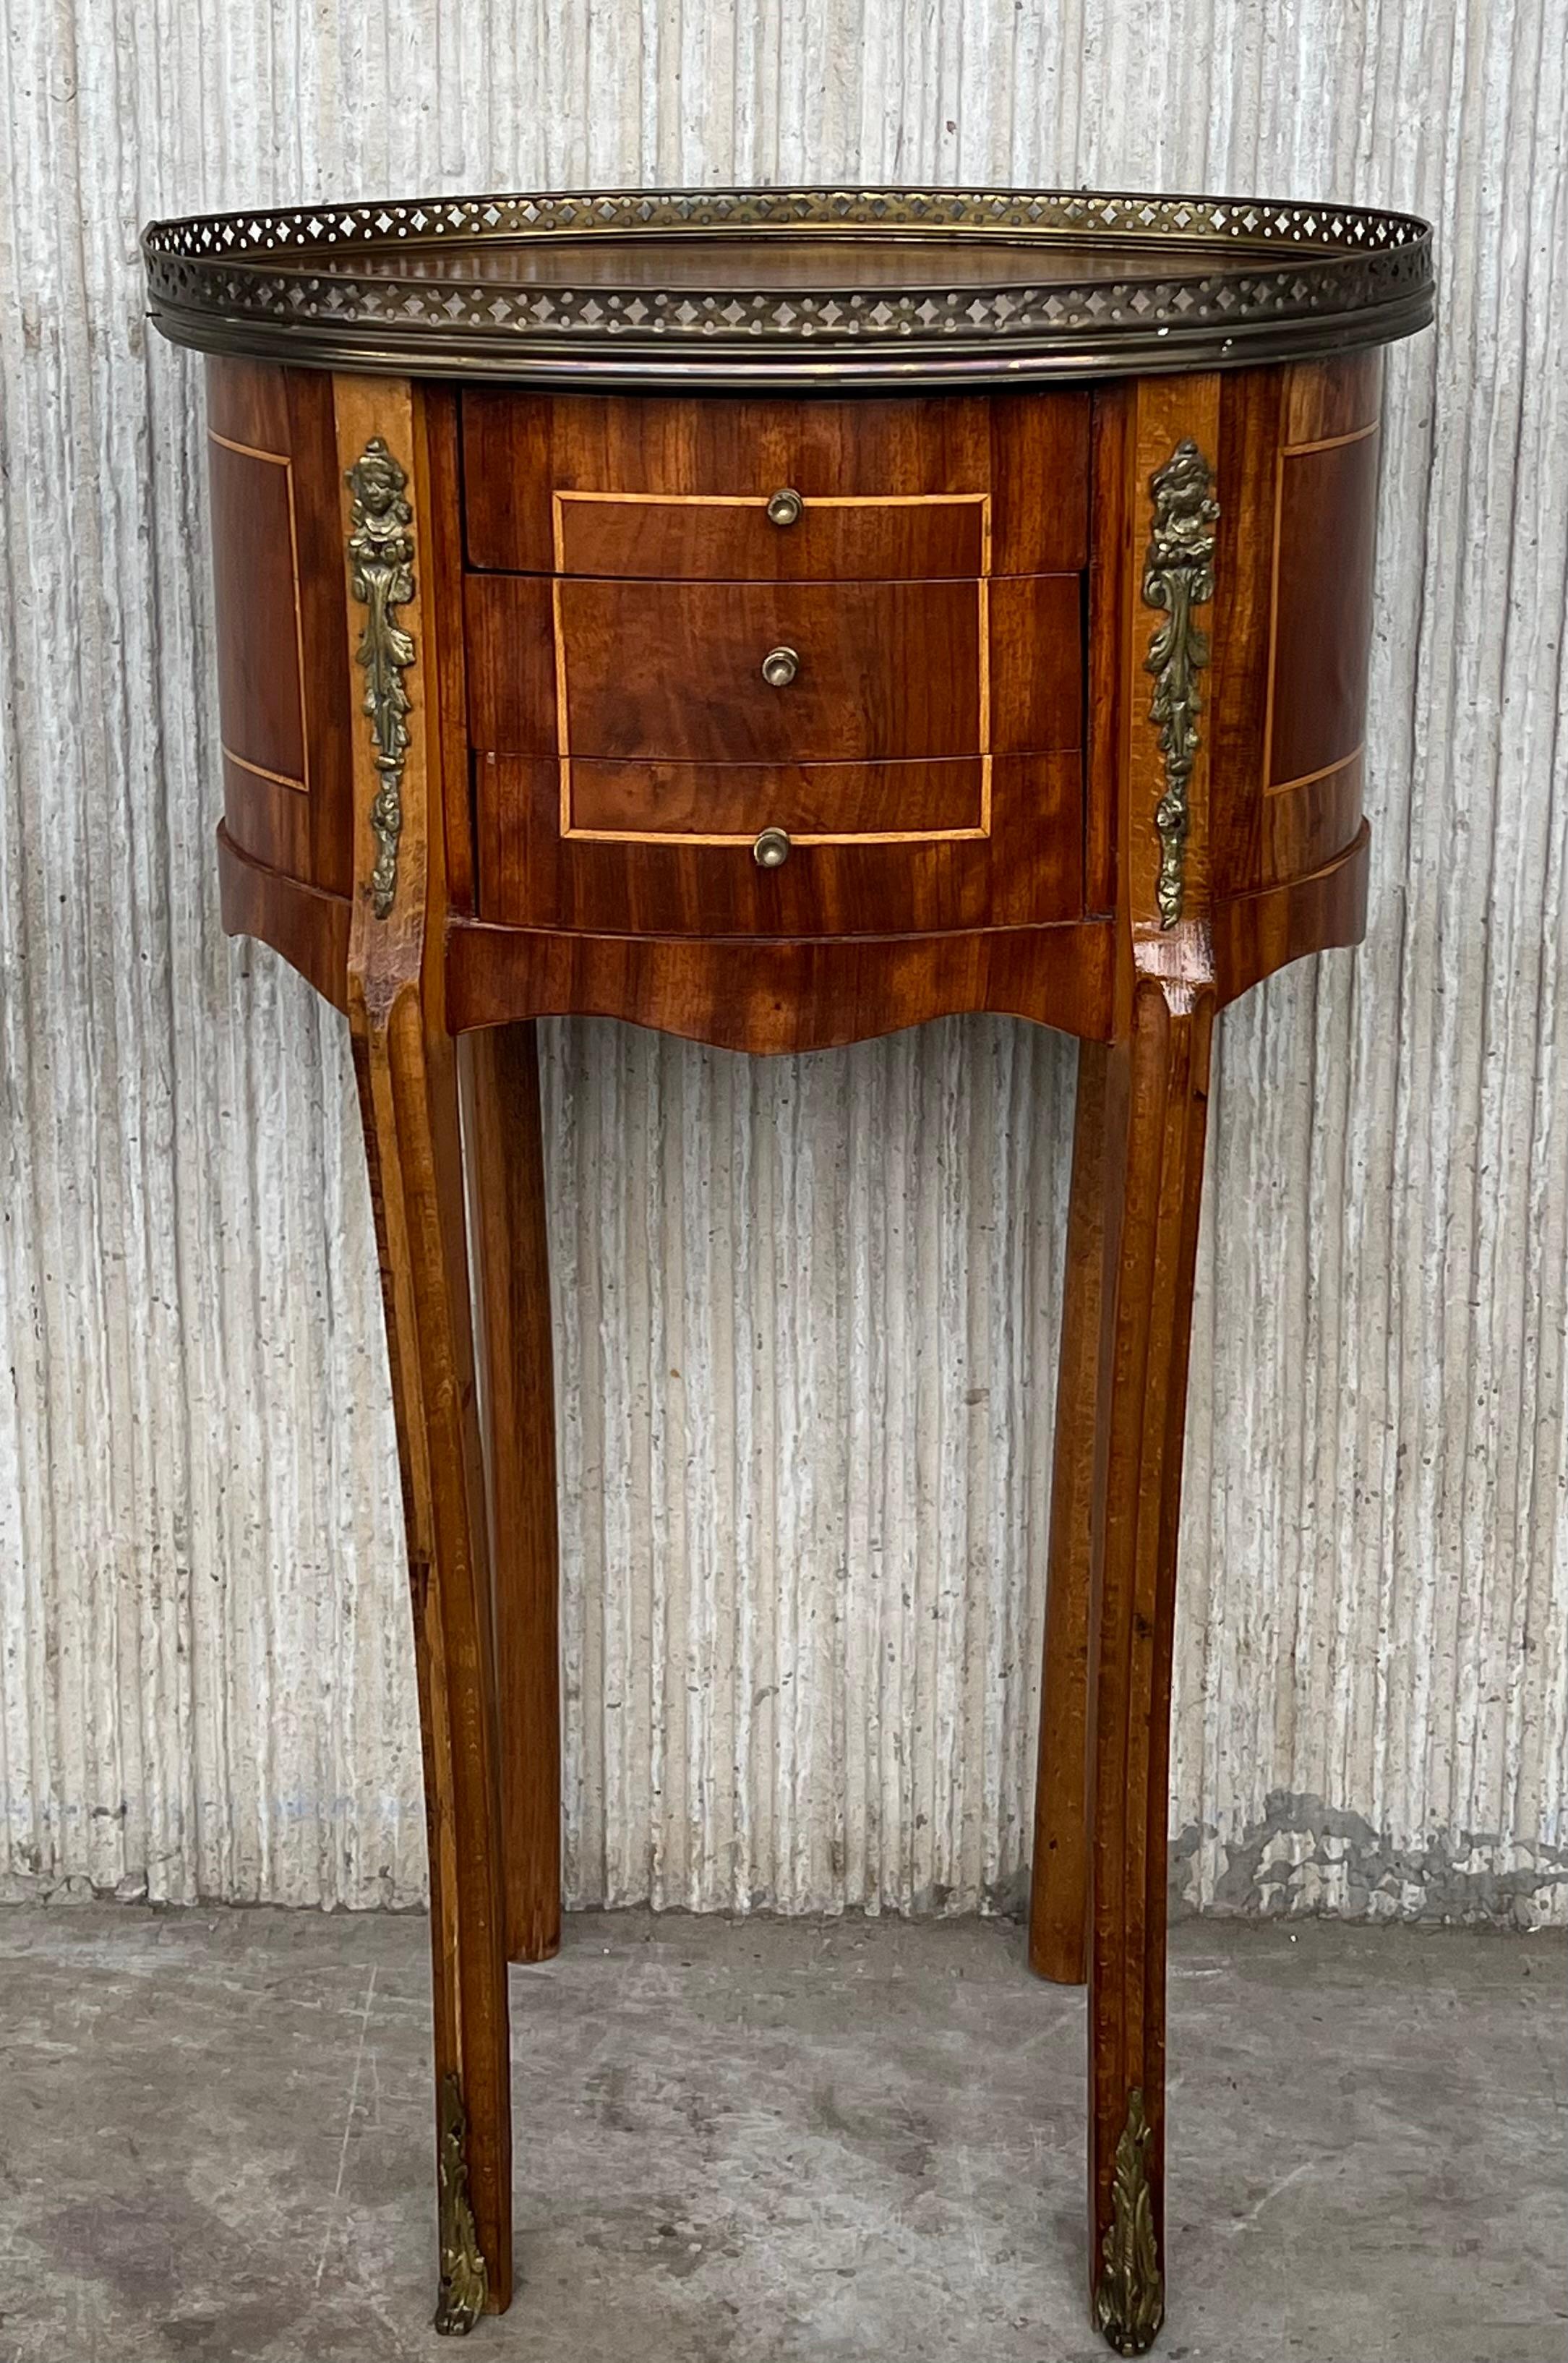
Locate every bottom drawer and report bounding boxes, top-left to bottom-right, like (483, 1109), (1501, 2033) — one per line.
(566, 755), (985, 841)
(475, 751), (1084, 936)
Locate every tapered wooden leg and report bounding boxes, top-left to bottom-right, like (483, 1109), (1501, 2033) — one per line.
(1030, 1037), (1128, 1983)
(353, 990), (513, 2328)
(463, 1022), (562, 1965)
(1086, 978), (1214, 2357)
(337, 377), (511, 2331)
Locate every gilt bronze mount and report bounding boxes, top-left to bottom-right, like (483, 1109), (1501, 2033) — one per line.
(1094, 2088), (1165, 2356)
(434, 2072), (488, 2336)
(345, 435), (416, 920)
(143, 186), (1433, 389)
(1143, 438), (1220, 928)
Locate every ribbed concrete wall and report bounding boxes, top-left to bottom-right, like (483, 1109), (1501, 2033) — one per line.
(2, 0), (1564, 1923)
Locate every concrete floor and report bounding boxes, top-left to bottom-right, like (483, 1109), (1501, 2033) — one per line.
(0, 1909), (1561, 2363)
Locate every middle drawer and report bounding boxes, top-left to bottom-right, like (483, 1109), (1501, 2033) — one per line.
(465, 571), (1081, 768)
(468, 574), (984, 767)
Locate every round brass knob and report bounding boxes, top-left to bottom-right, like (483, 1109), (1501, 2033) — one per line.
(761, 645), (799, 688)
(766, 486), (804, 527)
(753, 827), (791, 870)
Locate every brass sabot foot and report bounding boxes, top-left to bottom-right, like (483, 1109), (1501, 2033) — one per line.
(434, 2071), (489, 2336)
(1093, 2087), (1165, 2355)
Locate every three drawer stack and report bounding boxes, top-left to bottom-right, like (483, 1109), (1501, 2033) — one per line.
(460, 391), (1093, 937)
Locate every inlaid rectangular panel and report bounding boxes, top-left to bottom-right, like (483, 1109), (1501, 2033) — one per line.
(1267, 425), (1381, 790)
(1207, 356), (1384, 898)
(465, 555), (1084, 923)
(203, 356), (355, 896)
(458, 381), (1090, 937)
(207, 435), (307, 792)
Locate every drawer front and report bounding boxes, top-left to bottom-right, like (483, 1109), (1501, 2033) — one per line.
(461, 388), (1090, 576)
(466, 573), (1082, 764)
(552, 490), (988, 581)
(559, 578), (982, 765)
(476, 752), (1084, 936)
(460, 385), (1089, 939)
(567, 756), (985, 839)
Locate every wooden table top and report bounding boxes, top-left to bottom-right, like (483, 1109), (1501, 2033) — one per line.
(142, 185), (1434, 390)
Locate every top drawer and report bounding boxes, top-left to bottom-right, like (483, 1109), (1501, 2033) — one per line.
(461, 388), (1090, 576)
(549, 489), (986, 581)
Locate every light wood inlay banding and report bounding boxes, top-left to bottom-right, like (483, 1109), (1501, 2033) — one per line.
(1264, 744), (1365, 799)
(207, 427), (311, 797)
(1262, 422), (1381, 794)
(550, 562), (994, 844)
(221, 744), (307, 794)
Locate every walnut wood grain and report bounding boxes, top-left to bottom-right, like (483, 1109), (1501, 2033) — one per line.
(1085, 975), (1213, 2330)
(460, 387), (1090, 576)
(445, 913), (1116, 1049)
(338, 375), (512, 2322)
(1261, 752), (1363, 886)
(1205, 362), (1287, 899)
(216, 823), (349, 1009)
(565, 754), (986, 839)
(1212, 821), (1371, 1007)
(1204, 353), (1383, 900)
(551, 487), (988, 581)
(474, 751), (1083, 936)
(464, 568), (1084, 767)
(464, 553), (1084, 939)
(1084, 385), (1134, 921)
(207, 437), (307, 786)
(1266, 426), (1381, 790)
(213, 800), (1370, 1048)
(351, 986), (513, 2319)
(463, 1022), (562, 1967)
(206, 356), (354, 895)
(1283, 349), (1384, 443)
(555, 576), (987, 764)
(422, 386), (477, 917)
(1029, 1035), (1121, 1985)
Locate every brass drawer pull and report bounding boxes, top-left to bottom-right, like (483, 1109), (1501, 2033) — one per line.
(753, 827), (791, 869)
(766, 486), (803, 526)
(761, 645), (799, 688)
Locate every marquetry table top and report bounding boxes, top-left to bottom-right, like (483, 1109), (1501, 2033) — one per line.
(142, 185), (1434, 390)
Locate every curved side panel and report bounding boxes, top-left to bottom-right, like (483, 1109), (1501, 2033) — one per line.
(445, 917), (1115, 1050)
(1212, 823), (1370, 1009)
(1207, 353), (1384, 900)
(217, 825), (351, 1012)
(205, 356), (354, 895)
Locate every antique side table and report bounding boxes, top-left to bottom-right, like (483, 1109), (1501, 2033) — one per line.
(142, 187), (1432, 2356)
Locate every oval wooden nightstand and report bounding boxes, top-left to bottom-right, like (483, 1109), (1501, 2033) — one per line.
(144, 185), (1434, 2355)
